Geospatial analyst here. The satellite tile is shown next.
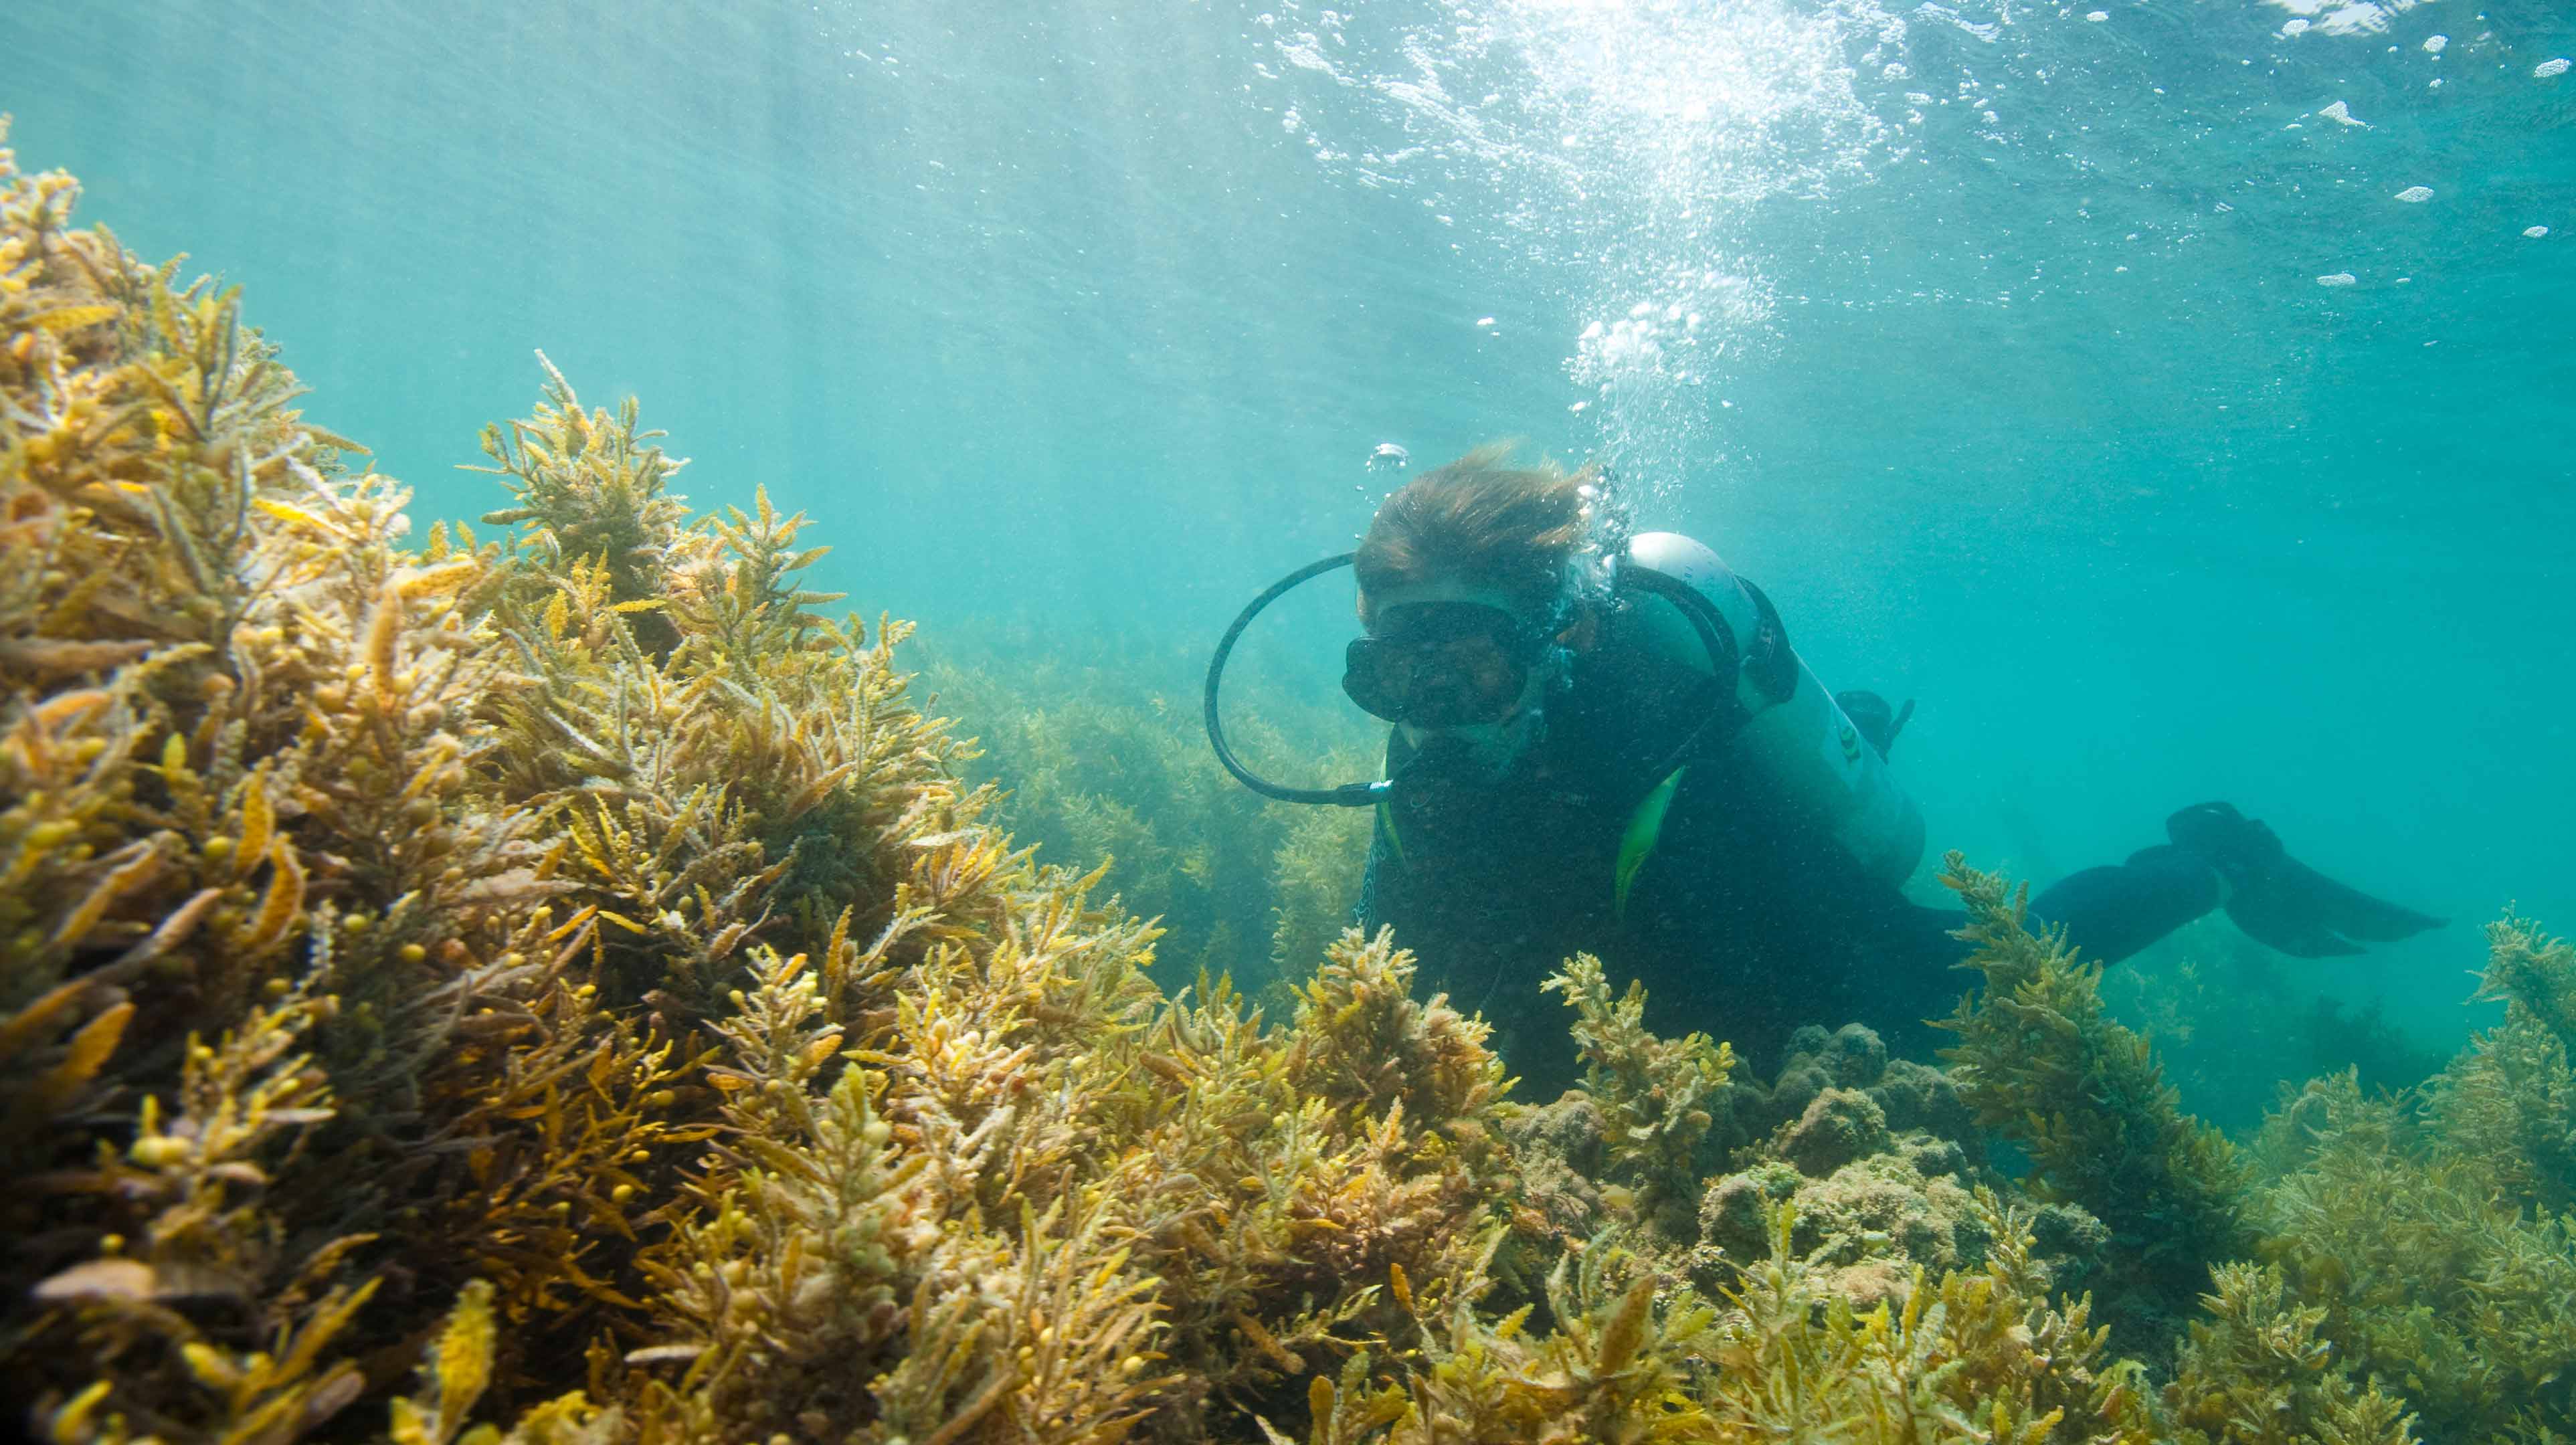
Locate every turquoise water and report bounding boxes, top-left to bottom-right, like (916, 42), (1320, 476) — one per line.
(6, 0), (2569, 1058)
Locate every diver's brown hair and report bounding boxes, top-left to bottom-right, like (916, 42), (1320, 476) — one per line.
(1356, 443), (1605, 623)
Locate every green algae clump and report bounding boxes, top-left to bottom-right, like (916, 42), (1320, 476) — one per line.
(925, 640), (1376, 1001)
(2247, 917), (2576, 1441)
(1938, 852), (2258, 1341)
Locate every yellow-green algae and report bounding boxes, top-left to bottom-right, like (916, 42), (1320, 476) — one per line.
(2094, 914), (2439, 1140)
(6, 125), (2565, 1445)
(921, 643), (1374, 1005)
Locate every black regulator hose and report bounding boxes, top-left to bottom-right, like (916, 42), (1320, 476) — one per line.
(1202, 553), (1388, 807)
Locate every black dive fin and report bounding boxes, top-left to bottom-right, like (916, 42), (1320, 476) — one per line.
(2169, 801), (2447, 959)
(2271, 856), (2448, 942)
(2224, 884), (2367, 958)
(2223, 856), (2447, 958)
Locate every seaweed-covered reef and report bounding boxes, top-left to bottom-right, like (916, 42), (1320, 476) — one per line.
(921, 644), (1373, 1005)
(2100, 917), (2441, 1135)
(3, 130), (2572, 1445)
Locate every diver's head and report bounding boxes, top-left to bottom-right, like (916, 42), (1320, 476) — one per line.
(1344, 444), (1622, 778)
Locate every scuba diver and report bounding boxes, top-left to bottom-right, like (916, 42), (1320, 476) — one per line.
(1203, 445), (2446, 1093)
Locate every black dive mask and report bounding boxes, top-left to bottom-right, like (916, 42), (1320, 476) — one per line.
(1341, 601), (1555, 727)
(1204, 553), (1741, 810)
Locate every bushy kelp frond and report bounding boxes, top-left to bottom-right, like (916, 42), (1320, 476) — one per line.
(670, 484), (847, 671)
(2421, 985), (2576, 1212)
(923, 639), (1375, 1001)
(1079, 931), (1521, 1425)
(2160, 1264), (2417, 1445)
(1369, 1230), (1715, 1445)
(629, 1054), (935, 1436)
(2262, 1140), (2564, 1440)
(2243, 1066), (2414, 1185)
(1365, 1187), (2160, 1445)
(24, 966), (381, 1445)
(1542, 953), (1732, 1228)
(992, 1189), (1175, 1444)
(0, 138), (992, 1435)
(390, 1279), (502, 1445)
(1937, 852), (2255, 1333)
(2475, 914), (2576, 1057)
(842, 1188), (1170, 1445)
(1289, 927), (1510, 1135)
(469, 351), (689, 644)
(2245, 916), (2576, 1442)
(1722, 1195), (2150, 1443)
(0, 125), (474, 1156)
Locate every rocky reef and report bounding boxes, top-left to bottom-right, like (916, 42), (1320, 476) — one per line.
(6, 128), (2570, 1445)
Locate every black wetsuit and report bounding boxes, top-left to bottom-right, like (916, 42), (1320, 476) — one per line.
(1354, 591), (2224, 1094)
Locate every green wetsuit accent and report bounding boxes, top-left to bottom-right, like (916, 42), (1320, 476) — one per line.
(1376, 796), (1406, 866)
(1614, 766), (1685, 924)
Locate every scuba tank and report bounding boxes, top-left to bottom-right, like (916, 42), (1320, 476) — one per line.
(1621, 532), (1925, 888)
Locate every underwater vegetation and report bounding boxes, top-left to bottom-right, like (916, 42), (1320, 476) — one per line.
(2243, 917), (2576, 1442)
(2, 127), (2571, 1445)
(1937, 860), (2260, 1345)
(2099, 917), (2442, 1136)
(919, 643), (1373, 1007)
